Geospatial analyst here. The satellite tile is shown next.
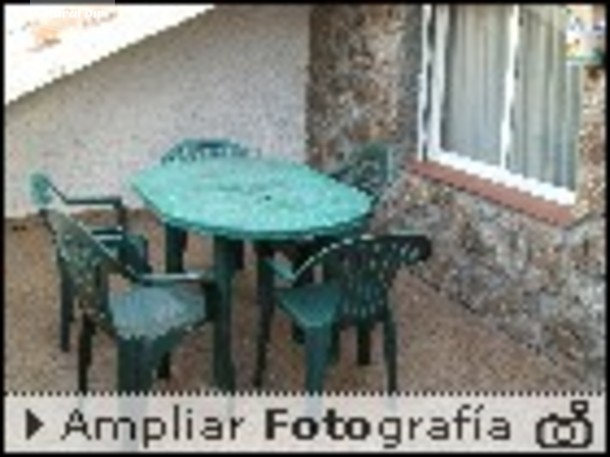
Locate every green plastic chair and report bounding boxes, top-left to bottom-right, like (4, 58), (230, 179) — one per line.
(44, 208), (221, 392)
(160, 138), (251, 164)
(254, 232), (432, 393)
(327, 141), (391, 208)
(272, 141), (391, 261)
(30, 172), (152, 352)
(160, 138), (253, 273)
(270, 142), (392, 346)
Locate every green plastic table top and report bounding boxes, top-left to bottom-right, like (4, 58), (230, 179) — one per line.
(131, 157), (373, 241)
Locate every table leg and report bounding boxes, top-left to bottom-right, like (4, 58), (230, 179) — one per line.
(212, 236), (236, 392)
(161, 225), (188, 379)
(253, 241), (274, 387)
(228, 240), (245, 271)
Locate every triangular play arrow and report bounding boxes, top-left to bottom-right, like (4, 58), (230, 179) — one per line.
(25, 409), (43, 440)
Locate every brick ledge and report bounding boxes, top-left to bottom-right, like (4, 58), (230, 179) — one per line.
(408, 158), (576, 227)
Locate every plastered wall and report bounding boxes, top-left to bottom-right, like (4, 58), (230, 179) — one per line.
(5, 5), (310, 217)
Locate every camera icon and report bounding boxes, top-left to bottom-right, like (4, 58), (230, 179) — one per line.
(535, 400), (593, 449)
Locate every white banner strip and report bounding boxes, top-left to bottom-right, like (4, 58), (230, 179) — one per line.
(5, 392), (606, 452)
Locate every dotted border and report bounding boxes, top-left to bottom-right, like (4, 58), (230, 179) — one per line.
(5, 390), (605, 397)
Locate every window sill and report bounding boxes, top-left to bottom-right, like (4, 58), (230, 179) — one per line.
(408, 158), (576, 227)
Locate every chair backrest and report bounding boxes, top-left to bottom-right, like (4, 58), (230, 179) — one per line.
(160, 138), (251, 164)
(296, 233), (432, 323)
(30, 172), (67, 210)
(44, 209), (138, 322)
(30, 173), (70, 247)
(334, 142), (391, 206)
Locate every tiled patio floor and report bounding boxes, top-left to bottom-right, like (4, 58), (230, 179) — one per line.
(5, 210), (584, 392)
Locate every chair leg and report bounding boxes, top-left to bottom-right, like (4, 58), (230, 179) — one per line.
(329, 325), (341, 365)
(356, 322), (373, 366)
(118, 340), (138, 393)
(382, 318), (397, 394)
(137, 347), (154, 392)
(158, 353), (171, 380)
(77, 315), (94, 393)
(253, 303), (274, 388)
(291, 244), (315, 344)
(118, 340), (155, 393)
(304, 327), (331, 394)
(59, 269), (73, 352)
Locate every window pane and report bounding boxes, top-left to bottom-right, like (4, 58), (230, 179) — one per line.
(440, 5), (513, 166)
(509, 5), (581, 189)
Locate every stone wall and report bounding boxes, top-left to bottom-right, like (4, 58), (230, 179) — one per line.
(390, 175), (606, 389)
(307, 5), (606, 389)
(389, 72), (606, 389)
(574, 70), (606, 218)
(306, 4), (420, 176)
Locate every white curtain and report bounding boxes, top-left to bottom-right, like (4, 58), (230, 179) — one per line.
(437, 5), (581, 189)
(510, 5), (581, 189)
(440, 5), (512, 166)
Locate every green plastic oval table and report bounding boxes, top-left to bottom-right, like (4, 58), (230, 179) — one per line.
(131, 157), (372, 390)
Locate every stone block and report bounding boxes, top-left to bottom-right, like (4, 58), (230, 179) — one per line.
(584, 355), (606, 390)
(503, 314), (543, 349)
(458, 197), (500, 223)
(458, 220), (489, 258)
(566, 229), (606, 278)
(428, 184), (455, 208)
(542, 316), (596, 364)
(480, 285), (526, 320)
(362, 5), (408, 34)
(459, 264), (505, 312)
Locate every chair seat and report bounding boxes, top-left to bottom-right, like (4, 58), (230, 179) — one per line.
(110, 285), (206, 339)
(276, 283), (341, 329)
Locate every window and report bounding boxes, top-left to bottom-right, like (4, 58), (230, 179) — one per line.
(419, 5), (582, 205)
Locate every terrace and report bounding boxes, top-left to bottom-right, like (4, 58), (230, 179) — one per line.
(5, 4), (605, 393)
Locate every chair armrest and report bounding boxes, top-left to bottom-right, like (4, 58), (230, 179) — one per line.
(265, 258), (298, 284)
(63, 195), (123, 206)
(136, 270), (216, 287)
(93, 230), (129, 253)
(63, 195), (127, 229)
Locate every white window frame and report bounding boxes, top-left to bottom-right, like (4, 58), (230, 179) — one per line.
(418, 4), (576, 206)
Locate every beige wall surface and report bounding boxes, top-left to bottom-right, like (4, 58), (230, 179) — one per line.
(5, 5), (310, 217)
